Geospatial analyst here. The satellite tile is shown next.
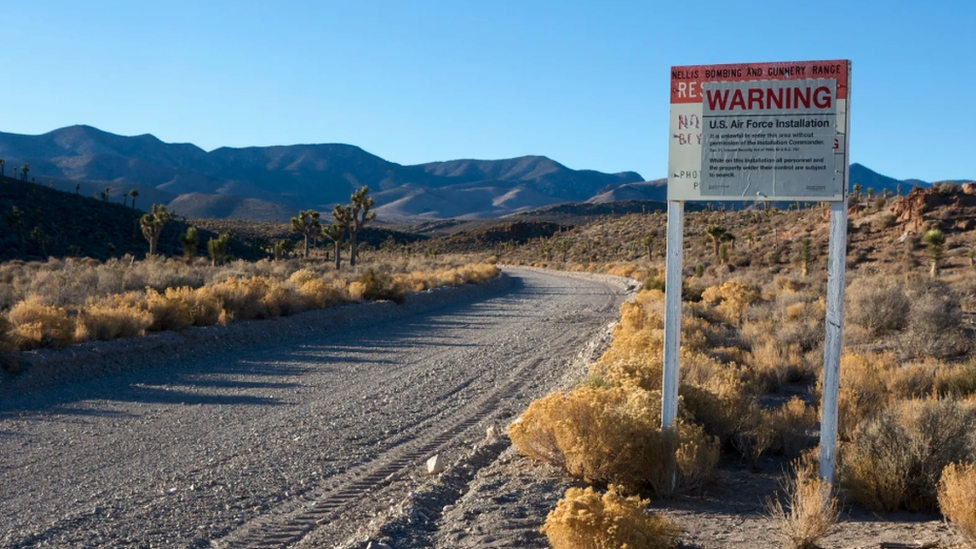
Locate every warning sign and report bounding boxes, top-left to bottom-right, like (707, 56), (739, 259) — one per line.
(668, 60), (850, 202)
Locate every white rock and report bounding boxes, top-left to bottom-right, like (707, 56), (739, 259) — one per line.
(426, 454), (445, 475)
(486, 426), (497, 439)
(366, 542), (392, 549)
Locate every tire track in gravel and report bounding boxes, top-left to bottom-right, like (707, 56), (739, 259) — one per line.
(0, 268), (631, 549)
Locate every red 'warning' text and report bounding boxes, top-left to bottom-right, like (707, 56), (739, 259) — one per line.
(706, 86), (832, 111)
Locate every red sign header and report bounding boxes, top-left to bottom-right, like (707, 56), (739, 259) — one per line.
(671, 60), (849, 104)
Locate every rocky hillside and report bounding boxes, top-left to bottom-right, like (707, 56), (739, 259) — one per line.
(0, 175), (255, 262)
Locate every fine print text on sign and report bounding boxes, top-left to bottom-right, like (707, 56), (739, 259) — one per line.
(668, 60), (850, 202)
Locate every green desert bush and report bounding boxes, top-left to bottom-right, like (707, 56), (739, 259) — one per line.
(841, 398), (976, 512)
(542, 485), (682, 549)
(845, 276), (910, 337)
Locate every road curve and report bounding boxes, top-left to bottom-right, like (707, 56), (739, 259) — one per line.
(0, 268), (631, 548)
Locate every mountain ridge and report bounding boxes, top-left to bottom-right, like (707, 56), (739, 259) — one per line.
(0, 126), (966, 222)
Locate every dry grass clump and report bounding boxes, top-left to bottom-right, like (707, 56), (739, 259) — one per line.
(509, 385), (719, 497)
(6, 298), (75, 350)
(938, 462), (976, 547)
(765, 460), (841, 549)
(0, 260), (499, 351)
(841, 398), (976, 512)
(74, 300), (154, 342)
(542, 485), (682, 549)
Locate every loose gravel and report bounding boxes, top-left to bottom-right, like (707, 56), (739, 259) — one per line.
(0, 268), (634, 549)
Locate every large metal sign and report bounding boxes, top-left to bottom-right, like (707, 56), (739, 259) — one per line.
(660, 59), (852, 485)
(668, 60), (850, 201)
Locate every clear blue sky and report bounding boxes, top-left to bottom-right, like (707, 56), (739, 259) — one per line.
(3, 0), (974, 181)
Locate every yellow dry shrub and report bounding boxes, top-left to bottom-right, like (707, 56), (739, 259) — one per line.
(607, 264), (638, 278)
(144, 288), (195, 331)
(286, 268), (319, 287)
(680, 371), (755, 446)
(717, 281), (761, 326)
(202, 276), (292, 319)
(746, 335), (805, 393)
(785, 301), (807, 321)
(74, 300), (154, 341)
(509, 385), (719, 496)
(765, 460), (841, 549)
(822, 351), (893, 441)
(7, 297), (75, 350)
(457, 263), (499, 284)
(766, 396), (819, 458)
(346, 280), (366, 301)
(166, 286), (225, 326)
(298, 278), (347, 309)
(938, 462), (976, 546)
(542, 485), (682, 549)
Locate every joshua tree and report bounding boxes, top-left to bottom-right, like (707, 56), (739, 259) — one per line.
(867, 188), (874, 202)
(705, 224), (726, 258)
(642, 235), (654, 259)
(852, 184), (862, 204)
(290, 210), (322, 259)
(5, 206), (25, 253)
(719, 242), (729, 265)
(721, 231), (736, 251)
(207, 233), (230, 266)
(322, 222), (345, 270)
(272, 240), (287, 261)
(178, 227), (199, 261)
(29, 226), (51, 257)
(0, 158), (4, 177)
(968, 249), (975, 267)
(346, 186), (376, 267)
(922, 228), (946, 277)
(75, 183), (80, 195)
(799, 236), (812, 277)
(103, 186), (110, 202)
(140, 204), (175, 257)
(122, 193), (128, 207)
(20, 164), (29, 181)
(896, 183), (902, 196)
(129, 189), (139, 210)
(695, 263), (705, 277)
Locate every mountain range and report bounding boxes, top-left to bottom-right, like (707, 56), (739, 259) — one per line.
(0, 126), (966, 222)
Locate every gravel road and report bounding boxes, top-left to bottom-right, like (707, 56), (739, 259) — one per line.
(0, 268), (633, 549)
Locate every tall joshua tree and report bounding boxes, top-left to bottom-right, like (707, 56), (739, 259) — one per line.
(923, 228), (946, 277)
(322, 222), (345, 270)
(129, 189), (139, 210)
(0, 158), (5, 178)
(799, 236), (812, 277)
(345, 186), (376, 267)
(207, 233), (230, 266)
(178, 226), (199, 261)
(290, 210), (322, 259)
(20, 164), (29, 181)
(642, 235), (654, 259)
(140, 204), (175, 257)
(704, 224), (726, 258)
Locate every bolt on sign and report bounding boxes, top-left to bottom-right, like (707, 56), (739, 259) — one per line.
(668, 60), (850, 201)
